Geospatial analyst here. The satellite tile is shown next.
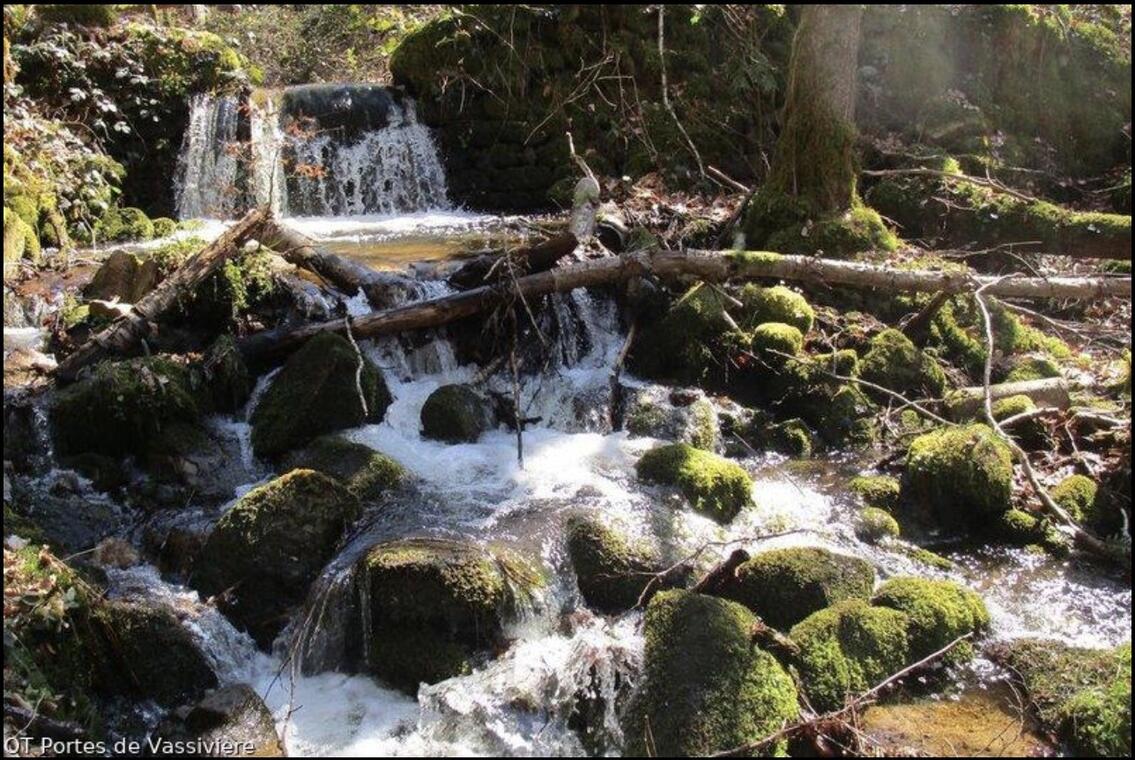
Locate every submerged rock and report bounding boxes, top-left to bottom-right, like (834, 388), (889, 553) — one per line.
(622, 589), (798, 756)
(855, 507), (901, 543)
(419, 383), (493, 443)
(251, 332), (392, 459)
(158, 684), (285, 757)
(284, 435), (406, 499)
(635, 443), (753, 523)
(192, 469), (361, 646)
(719, 546), (875, 630)
(566, 515), (677, 613)
(359, 537), (542, 694)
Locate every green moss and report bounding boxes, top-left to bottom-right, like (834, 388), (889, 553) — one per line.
(857, 507), (901, 543)
(192, 470), (360, 646)
(790, 600), (912, 713)
(251, 332), (392, 459)
(901, 424), (1014, 531)
(751, 321), (804, 360)
(721, 547), (875, 630)
(623, 590), (798, 756)
(4, 206), (41, 264)
(283, 436), (405, 500)
(151, 217), (178, 238)
(992, 394), (1035, 419)
(51, 356), (202, 458)
(636, 443), (753, 523)
(1049, 474), (1116, 534)
(1005, 355), (1062, 383)
(997, 639), (1131, 757)
(36, 5), (118, 27)
(200, 334), (252, 414)
(686, 398), (719, 452)
(420, 384), (492, 443)
(932, 298), (1069, 380)
(849, 474), (901, 512)
(769, 418), (813, 457)
(903, 546), (955, 571)
(860, 329), (948, 397)
(95, 206), (155, 243)
(361, 538), (541, 693)
(739, 284), (815, 333)
(566, 515), (672, 613)
(817, 384), (879, 447)
(998, 508), (1043, 545)
(872, 577), (989, 661)
(628, 285), (736, 385)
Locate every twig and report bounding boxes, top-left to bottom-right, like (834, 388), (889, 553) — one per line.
(862, 167), (1039, 203)
(657, 6), (706, 179)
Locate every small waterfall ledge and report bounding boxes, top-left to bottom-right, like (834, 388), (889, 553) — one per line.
(174, 85), (450, 220)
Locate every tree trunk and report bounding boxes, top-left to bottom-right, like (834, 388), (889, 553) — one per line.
(55, 209), (269, 381)
(945, 378), (1071, 420)
(237, 248), (1131, 363)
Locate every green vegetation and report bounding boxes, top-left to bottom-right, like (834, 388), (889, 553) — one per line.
(566, 515), (671, 612)
(872, 577), (989, 660)
(284, 436), (406, 500)
(636, 443), (753, 523)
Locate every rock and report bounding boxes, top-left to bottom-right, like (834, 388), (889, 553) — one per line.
(566, 515), (677, 613)
(623, 387), (719, 451)
(94, 206), (155, 243)
(283, 435), (405, 500)
(192, 470), (361, 646)
(1050, 474), (1117, 534)
(84, 251), (160, 303)
(718, 546), (875, 630)
(790, 599), (912, 712)
(201, 335), (253, 414)
(738, 284), (814, 333)
(848, 474), (901, 512)
(159, 684), (285, 757)
(419, 383), (492, 443)
(635, 443), (753, 523)
(871, 577), (989, 660)
(860, 328), (948, 397)
(628, 285), (739, 386)
(358, 537), (543, 693)
(900, 424), (1014, 532)
(250, 333), (392, 459)
(751, 322), (804, 359)
(856, 507), (901, 543)
(4, 206), (41, 265)
(991, 638), (1131, 757)
(622, 590), (798, 756)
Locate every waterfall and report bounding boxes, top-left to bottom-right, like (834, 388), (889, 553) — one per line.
(175, 94), (246, 220)
(174, 86), (449, 219)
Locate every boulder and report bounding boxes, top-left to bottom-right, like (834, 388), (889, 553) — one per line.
(419, 383), (492, 443)
(566, 515), (678, 613)
(860, 328), (948, 397)
(157, 684), (285, 757)
(283, 436), (406, 499)
(635, 443), (753, 523)
(855, 507), (901, 543)
(738, 284), (814, 334)
(84, 251), (160, 303)
(871, 577), (989, 660)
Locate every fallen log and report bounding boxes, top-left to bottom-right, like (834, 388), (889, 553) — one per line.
(260, 219), (383, 294)
(448, 233), (578, 289)
(55, 208), (269, 381)
(238, 248), (1132, 363)
(945, 377), (1071, 420)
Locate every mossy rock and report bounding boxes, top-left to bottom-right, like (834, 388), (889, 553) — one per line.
(622, 590), (798, 756)
(192, 470), (361, 646)
(900, 424), (1014, 531)
(283, 436), (405, 500)
(816, 384), (879, 447)
(51, 356), (202, 459)
(151, 217), (178, 238)
(790, 599), (912, 713)
(739, 284), (814, 333)
(991, 394), (1048, 449)
(872, 577), (988, 661)
(994, 638), (1131, 757)
(856, 507), (900, 543)
(95, 206), (155, 243)
(565, 515), (677, 613)
(420, 383), (492, 443)
(751, 322), (804, 360)
(4, 206), (42, 265)
(250, 333), (392, 459)
(766, 417), (814, 457)
(1050, 474), (1116, 533)
(624, 391), (719, 452)
(849, 474), (901, 512)
(627, 285), (737, 385)
(636, 443), (753, 523)
(860, 329), (948, 398)
(998, 508), (1043, 545)
(1005, 355), (1062, 383)
(36, 5), (118, 27)
(360, 537), (542, 693)
(720, 547), (875, 630)
(201, 335), (253, 414)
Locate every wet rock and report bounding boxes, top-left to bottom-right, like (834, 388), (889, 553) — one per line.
(283, 435), (406, 499)
(158, 684), (285, 757)
(192, 470), (361, 646)
(848, 474), (900, 512)
(420, 383), (493, 443)
(201, 335), (253, 414)
(359, 537), (543, 693)
(717, 546), (875, 630)
(250, 333), (392, 459)
(991, 638), (1131, 757)
(623, 387), (718, 451)
(622, 590), (798, 756)
(84, 250), (160, 303)
(635, 443), (752, 523)
(566, 515), (680, 613)
(8, 481), (129, 554)
(855, 507), (900, 543)
(872, 577), (989, 661)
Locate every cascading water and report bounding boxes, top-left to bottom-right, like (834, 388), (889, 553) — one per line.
(174, 85), (449, 219)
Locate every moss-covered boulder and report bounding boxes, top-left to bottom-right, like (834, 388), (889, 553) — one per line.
(636, 443), (753, 523)
(95, 206), (155, 243)
(856, 507), (900, 543)
(1050, 474), (1116, 534)
(51, 356), (202, 459)
(993, 638), (1131, 758)
(739, 284), (814, 334)
(849, 474), (901, 512)
(872, 577), (989, 661)
(623, 390), (719, 451)
(622, 590), (798, 756)
(420, 383), (493, 443)
(751, 322), (804, 360)
(997, 508), (1045, 546)
(4, 206), (41, 265)
(1005, 355), (1062, 383)
(860, 329), (948, 397)
(250, 332), (392, 459)
(201, 334), (253, 414)
(151, 217), (178, 238)
(192, 470), (361, 646)
(900, 424), (1014, 531)
(566, 515), (676, 613)
(628, 285), (739, 385)
(359, 537), (542, 693)
(283, 436), (405, 500)
(719, 547), (875, 630)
